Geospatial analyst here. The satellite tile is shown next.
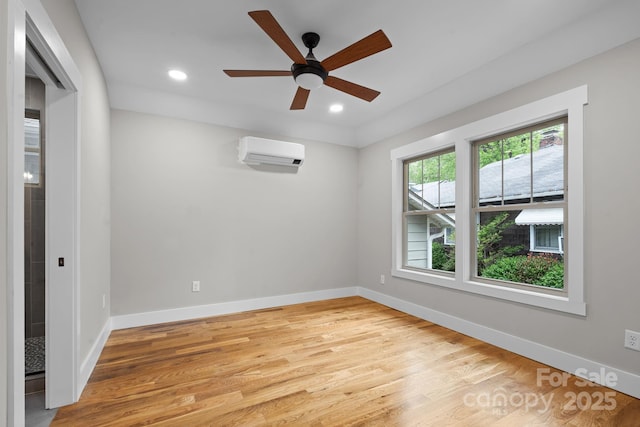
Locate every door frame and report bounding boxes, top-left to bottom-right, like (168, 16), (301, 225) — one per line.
(7, 0), (81, 423)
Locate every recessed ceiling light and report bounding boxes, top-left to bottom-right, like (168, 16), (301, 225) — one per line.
(168, 69), (187, 81)
(329, 104), (344, 113)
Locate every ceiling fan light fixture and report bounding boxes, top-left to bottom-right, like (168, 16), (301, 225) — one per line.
(292, 61), (327, 90)
(295, 72), (324, 90)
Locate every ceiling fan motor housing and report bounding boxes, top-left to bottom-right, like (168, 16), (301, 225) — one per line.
(292, 32), (327, 89)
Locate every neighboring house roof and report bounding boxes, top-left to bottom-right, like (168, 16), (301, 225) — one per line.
(407, 190), (455, 228)
(479, 144), (564, 204)
(409, 181), (455, 209)
(409, 145), (564, 210)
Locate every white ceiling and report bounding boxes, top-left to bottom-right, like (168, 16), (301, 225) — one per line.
(74, 0), (640, 147)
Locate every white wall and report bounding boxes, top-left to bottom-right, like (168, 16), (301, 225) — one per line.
(39, 0), (111, 365)
(357, 37), (640, 375)
(111, 110), (358, 315)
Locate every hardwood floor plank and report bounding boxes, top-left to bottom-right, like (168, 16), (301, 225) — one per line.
(51, 297), (640, 426)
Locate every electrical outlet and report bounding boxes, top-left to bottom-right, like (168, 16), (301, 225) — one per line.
(624, 329), (640, 351)
(102, 294), (106, 309)
(192, 280), (200, 292)
(380, 274), (385, 285)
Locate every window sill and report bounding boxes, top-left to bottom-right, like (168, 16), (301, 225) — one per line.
(531, 248), (563, 254)
(392, 267), (586, 316)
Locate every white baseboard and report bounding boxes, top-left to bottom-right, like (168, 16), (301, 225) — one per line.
(111, 287), (359, 330)
(358, 287), (640, 400)
(77, 317), (112, 398)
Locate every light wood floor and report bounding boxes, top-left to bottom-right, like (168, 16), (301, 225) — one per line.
(52, 297), (639, 426)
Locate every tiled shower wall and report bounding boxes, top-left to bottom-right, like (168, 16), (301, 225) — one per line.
(25, 77), (45, 339)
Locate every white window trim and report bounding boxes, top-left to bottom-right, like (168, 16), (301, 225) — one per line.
(391, 86), (587, 316)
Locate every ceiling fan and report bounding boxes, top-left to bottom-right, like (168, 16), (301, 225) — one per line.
(223, 10), (392, 110)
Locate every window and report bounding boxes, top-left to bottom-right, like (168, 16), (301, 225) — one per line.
(24, 111), (42, 186)
(444, 227), (455, 246)
(403, 150), (455, 273)
(473, 117), (566, 291)
(532, 225), (563, 253)
(390, 86), (587, 315)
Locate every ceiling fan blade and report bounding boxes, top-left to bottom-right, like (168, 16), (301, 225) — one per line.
(248, 10), (307, 64)
(324, 76), (380, 102)
(321, 30), (392, 72)
(224, 70), (292, 77)
(290, 87), (310, 110)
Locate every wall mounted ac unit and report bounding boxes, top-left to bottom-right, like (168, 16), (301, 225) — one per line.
(238, 136), (305, 167)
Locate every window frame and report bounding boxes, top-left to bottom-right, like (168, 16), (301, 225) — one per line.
(390, 86), (587, 315)
(402, 148), (456, 274)
(471, 116), (567, 294)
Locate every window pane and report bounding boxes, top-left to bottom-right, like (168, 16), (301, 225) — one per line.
(440, 151), (456, 182)
(24, 116), (41, 185)
(422, 156), (439, 183)
(407, 159), (423, 211)
(406, 150), (455, 211)
(476, 210), (564, 289)
(422, 156), (440, 207)
(478, 140), (503, 205)
(439, 151), (456, 209)
(406, 215), (428, 267)
(404, 149), (456, 274)
(405, 214), (455, 272)
(478, 124), (565, 207)
(533, 123), (564, 201)
(503, 132), (532, 203)
(25, 117), (40, 149)
(24, 152), (40, 184)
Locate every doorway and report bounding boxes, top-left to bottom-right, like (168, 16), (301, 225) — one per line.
(6, 2), (82, 423)
(24, 77), (46, 396)
(24, 25), (80, 409)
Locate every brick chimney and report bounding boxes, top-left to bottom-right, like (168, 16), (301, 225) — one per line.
(539, 129), (563, 149)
